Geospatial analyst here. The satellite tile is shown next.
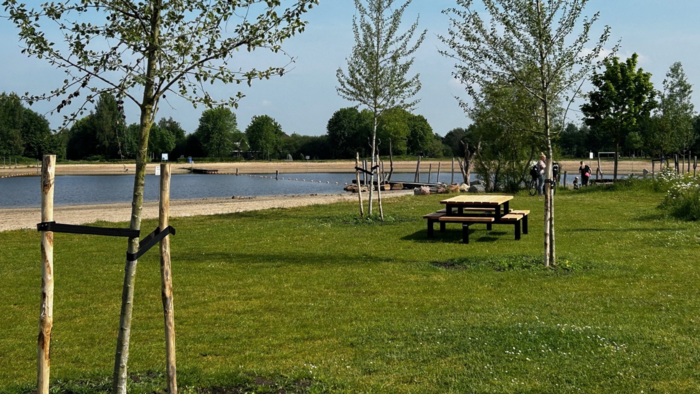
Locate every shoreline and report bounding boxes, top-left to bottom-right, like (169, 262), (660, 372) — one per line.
(0, 190), (413, 232)
(0, 159), (659, 177)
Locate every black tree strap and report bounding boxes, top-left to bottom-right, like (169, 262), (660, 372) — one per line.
(126, 226), (176, 261)
(37, 222), (140, 239)
(544, 178), (555, 184)
(355, 165), (380, 175)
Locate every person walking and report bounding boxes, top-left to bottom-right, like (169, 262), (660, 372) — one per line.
(537, 153), (546, 196)
(579, 161), (591, 187)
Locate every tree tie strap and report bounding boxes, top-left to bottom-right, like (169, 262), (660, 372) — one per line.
(126, 226), (176, 261)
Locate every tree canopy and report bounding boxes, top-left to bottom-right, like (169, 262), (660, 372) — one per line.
(581, 54), (657, 179)
(246, 115), (284, 159)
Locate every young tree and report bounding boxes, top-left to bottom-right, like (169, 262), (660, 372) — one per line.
(659, 62), (696, 157)
(440, 0), (612, 267)
(581, 54), (657, 179)
(246, 115), (284, 159)
(2, 0), (319, 391)
(336, 0), (426, 218)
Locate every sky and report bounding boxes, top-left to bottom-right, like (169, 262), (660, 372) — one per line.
(2, 0), (700, 137)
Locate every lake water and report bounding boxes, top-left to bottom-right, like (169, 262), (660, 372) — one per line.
(0, 172), (474, 209)
(0, 171), (588, 209)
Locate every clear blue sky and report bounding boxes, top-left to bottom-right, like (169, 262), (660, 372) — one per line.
(2, 0), (700, 136)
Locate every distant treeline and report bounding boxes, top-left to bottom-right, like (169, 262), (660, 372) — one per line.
(2, 90), (699, 162)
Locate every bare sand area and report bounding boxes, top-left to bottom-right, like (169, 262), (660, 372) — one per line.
(0, 159), (658, 177)
(0, 190), (413, 232)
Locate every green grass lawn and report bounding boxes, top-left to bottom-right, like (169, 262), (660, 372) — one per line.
(1, 187), (699, 393)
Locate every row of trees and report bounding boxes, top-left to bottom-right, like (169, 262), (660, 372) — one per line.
(580, 57), (698, 179)
(3, 88), (454, 161)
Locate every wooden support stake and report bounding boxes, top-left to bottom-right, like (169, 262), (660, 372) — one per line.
(414, 156), (421, 183)
(159, 163), (177, 393)
(437, 162), (441, 184)
(694, 156), (697, 178)
(38, 155), (56, 394)
(428, 163), (432, 183)
(451, 158), (455, 184)
(563, 171), (568, 187)
(363, 160), (368, 186)
(597, 156), (601, 180)
(355, 153), (364, 217)
(376, 153), (384, 220)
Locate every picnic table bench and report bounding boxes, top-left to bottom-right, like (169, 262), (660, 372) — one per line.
(423, 195), (529, 244)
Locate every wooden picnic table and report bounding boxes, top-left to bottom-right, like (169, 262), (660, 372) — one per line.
(440, 195), (513, 221)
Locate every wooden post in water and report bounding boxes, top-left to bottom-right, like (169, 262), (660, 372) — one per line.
(451, 158), (455, 184)
(414, 156), (421, 183)
(275, 170), (279, 180)
(235, 168), (239, 176)
(355, 153), (364, 217)
(38, 155), (55, 394)
(159, 163), (177, 394)
(436, 162), (441, 184)
(428, 164), (432, 183)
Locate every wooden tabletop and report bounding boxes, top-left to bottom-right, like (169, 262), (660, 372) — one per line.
(440, 195), (514, 206)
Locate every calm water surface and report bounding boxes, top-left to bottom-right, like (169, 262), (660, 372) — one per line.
(0, 172), (471, 209)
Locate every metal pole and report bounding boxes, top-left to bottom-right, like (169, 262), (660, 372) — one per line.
(38, 155), (56, 394)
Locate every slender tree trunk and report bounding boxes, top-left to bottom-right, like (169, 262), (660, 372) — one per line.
(113, 3), (161, 391)
(355, 153), (364, 216)
(368, 115), (378, 216)
(38, 155), (55, 394)
(159, 163), (177, 394)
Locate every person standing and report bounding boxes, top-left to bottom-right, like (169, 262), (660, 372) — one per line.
(579, 161), (591, 187)
(537, 153), (546, 196)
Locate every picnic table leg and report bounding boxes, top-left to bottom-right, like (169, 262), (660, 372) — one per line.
(447, 205), (453, 216)
(522, 215), (529, 234)
(458, 206), (463, 215)
(515, 221), (521, 241)
(504, 201), (510, 214)
(487, 223), (493, 231)
(462, 224), (470, 244)
(440, 222), (446, 233)
(427, 220), (434, 238)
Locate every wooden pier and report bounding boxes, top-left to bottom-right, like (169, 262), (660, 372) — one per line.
(190, 168), (219, 174)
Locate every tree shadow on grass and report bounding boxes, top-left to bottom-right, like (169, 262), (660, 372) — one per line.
(565, 228), (678, 233)
(401, 230), (508, 244)
(176, 251), (399, 267)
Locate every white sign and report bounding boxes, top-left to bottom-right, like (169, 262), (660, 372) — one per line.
(589, 151), (594, 159)
(162, 153), (169, 161)
(155, 166), (161, 176)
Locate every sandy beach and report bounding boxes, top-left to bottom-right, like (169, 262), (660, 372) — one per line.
(0, 159), (663, 177)
(0, 190), (413, 232)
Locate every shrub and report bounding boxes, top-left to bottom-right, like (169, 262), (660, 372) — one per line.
(658, 171), (700, 221)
